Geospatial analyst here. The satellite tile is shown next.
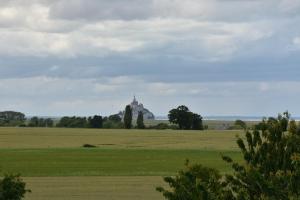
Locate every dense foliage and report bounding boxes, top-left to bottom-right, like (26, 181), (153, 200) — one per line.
(56, 116), (88, 128)
(56, 115), (103, 128)
(147, 123), (177, 130)
(28, 117), (54, 127)
(158, 112), (300, 200)
(88, 115), (103, 128)
(168, 105), (203, 130)
(0, 111), (25, 127)
(124, 105), (132, 129)
(137, 111), (145, 129)
(0, 174), (30, 200)
(108, 114), (122, 123)
(234, 119), (247, 130)
(157, 160), (227, 200)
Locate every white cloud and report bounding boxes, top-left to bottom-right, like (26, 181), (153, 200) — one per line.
(293, 37), (300, 45)
(0, 15), (273, 60)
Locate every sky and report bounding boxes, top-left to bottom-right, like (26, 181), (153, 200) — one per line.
(0, 0), (300, 117)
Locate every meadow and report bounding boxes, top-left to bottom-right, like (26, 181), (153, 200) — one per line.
(0, 127), (244, 200)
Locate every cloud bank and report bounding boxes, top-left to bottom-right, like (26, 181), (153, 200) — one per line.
(0, 0), (299, 116)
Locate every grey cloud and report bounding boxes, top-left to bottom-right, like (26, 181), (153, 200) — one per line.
(1, 0), (300, 24)
(1, 50), (300, 82)
(46, 0), (300, 22)
(49, 0), (153, 21)
(0, 0), (300, 116)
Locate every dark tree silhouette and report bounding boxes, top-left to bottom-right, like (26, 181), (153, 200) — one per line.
(137, 111), (145, 129)
(124, 105), (132, 129)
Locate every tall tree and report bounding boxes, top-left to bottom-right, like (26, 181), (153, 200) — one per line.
(124, 105), (132, 129)
(168, 105), (201, 130)
(137, 111), (145, 129)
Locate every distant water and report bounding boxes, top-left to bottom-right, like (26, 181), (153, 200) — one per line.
(204, 116), (265, 121)
(156, 116), (300, 121)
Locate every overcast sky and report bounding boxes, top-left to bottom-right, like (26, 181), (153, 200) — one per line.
(0, 0), (300, 117)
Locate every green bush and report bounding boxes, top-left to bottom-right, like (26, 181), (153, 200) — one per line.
(0, 174), (30, 200)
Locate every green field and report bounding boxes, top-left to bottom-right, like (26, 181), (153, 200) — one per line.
(0, 149), (241, 176)
(0, 127), (244, 199)
(0, 128), (242, 150)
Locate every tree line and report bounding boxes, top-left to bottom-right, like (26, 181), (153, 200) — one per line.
(122, 104), (204, 130)
(56, 114), (123, 128)
(0, 105), (205, 130)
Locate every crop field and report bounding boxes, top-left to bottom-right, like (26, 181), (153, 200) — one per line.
(0, 127), (244, 200)
(0, 128), (242, 150)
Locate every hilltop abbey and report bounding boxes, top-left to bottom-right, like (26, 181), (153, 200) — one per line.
(119, 96), (155, 120)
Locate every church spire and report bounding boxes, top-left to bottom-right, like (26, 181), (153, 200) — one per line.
(132, 95), (138, 105)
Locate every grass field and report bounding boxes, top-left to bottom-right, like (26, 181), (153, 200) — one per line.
(0, 127), (244, 199)
(0, 149), (241, 176)
(0, 128), (242, 150)
(24, 177), (166, 200)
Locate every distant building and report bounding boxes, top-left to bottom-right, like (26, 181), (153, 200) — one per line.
(119, 96), (155, 120)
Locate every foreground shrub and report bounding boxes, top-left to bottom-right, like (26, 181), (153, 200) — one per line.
(157, 112), (300, 200)
(0, 174), (30, 200)
(157, 160), (231, 200)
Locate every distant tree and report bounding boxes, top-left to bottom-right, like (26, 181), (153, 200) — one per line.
(0, 111), (25, 127)
(0, 111), (25, 122)
(191, 113), (203, 130)
(108, 114), (122, 123)
(137, 111), (145, 129)
(88, 115), (103, 128)
(0, 174), (30, 200)
(234, 119), (247, 130)
(28, 117), (53, 127)
(28, 117), (39, 127)
(124, 105), (132, 129)
(38, 118), (45, 127)
(103, 120), (124, 129)
(56, 117), (70, 127)
(44, 118), (54, 127)
(168, 105), (204, 130)
(56, 116), (88, 128)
